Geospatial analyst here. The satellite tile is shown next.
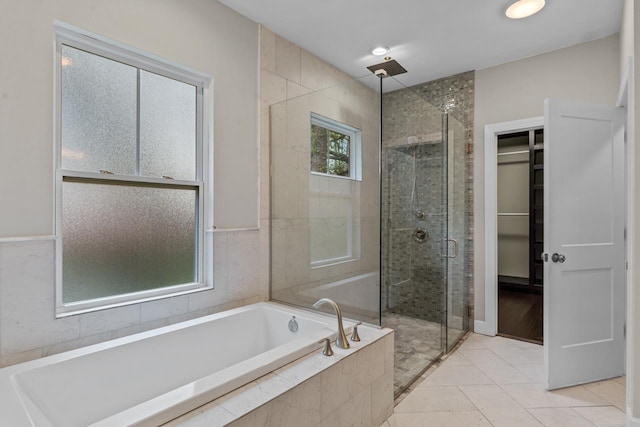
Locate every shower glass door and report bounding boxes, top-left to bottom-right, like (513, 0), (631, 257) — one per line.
(381, 76), (470, 395)
(382, 80), (448, 395)
(445, 112), (469, 352)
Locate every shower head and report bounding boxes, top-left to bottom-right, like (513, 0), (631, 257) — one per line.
(367, 59), (407, 77)
(374, 69), (388, 78)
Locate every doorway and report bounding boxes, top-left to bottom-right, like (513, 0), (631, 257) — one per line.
(496, 128), (544, 344)
(483, 100), (627, 391)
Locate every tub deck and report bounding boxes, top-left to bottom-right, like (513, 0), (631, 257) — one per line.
(0, 302), (346, 426)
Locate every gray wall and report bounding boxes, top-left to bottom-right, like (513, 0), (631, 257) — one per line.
(0, 0), (259, 234)
(474, 34), (621, 321)
(0, 0), (262, 368)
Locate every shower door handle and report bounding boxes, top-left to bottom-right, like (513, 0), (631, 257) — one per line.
(444, 238), (458, 259)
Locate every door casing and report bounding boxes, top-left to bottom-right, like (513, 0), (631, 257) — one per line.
(479, 116), (544, 336)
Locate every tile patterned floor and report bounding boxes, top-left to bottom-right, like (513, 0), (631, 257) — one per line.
(382, 312), (444, 396)
(382, 333), (626, 427)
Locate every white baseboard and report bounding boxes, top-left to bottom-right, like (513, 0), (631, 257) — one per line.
(628, 408), (640, 427)
(473, 320), (496, 337)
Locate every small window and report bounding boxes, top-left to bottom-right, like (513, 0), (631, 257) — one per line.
(310, 113), (361, 180)
(309, 113), (362, 268)
(54, 22), (212, 316)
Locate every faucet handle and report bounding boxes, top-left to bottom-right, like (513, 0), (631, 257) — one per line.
(319, 338), (334, 356)
(351, 322), (362, 342)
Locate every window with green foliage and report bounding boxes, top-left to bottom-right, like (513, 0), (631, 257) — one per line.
(311, 124), (350, 176)
(310, 114), (361, 180)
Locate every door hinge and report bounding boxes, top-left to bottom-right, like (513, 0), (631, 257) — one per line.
(467, 305), (473, 318)
(624, 323), (626, 339)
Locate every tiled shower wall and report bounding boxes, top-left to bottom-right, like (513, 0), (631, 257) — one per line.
(381, 71), (474, 328)
(383, 144), (446, 321)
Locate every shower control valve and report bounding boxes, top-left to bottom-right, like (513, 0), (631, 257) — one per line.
(413, 228), (429, 243)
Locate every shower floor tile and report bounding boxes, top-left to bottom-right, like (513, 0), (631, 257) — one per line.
(382, 312), (443, 396)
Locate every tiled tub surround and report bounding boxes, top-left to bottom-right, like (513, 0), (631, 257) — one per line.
(0, 301), (393, 426)
(165, 323), (393, 427)
(263, 26), (381, 325)
(0, 234), (264, 369)
(277, 272), (380, 325)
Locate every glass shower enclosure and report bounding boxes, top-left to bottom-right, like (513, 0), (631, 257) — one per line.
(381, 78), (470, 395)
(268, 71), (470, 398)
(269, 74), (382, 326)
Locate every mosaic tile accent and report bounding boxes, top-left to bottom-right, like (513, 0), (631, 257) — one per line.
(381, 71), (475, 329)
(382, 312), (444, 397)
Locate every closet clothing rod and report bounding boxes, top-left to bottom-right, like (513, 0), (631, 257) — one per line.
(497, 150), (529, 156)
(497, 213), (529, 216)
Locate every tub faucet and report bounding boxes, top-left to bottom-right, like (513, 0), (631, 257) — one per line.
(312, 298), (350, 349)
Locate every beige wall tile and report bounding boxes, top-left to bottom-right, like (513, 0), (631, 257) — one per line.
(226, 231), (261, 301)
(287, 80), (311, 100)
(260, 26), (276, 73)
(301, 50), (323, 91)
(261, 70), (287, 108)
(276, 35), (301, 83)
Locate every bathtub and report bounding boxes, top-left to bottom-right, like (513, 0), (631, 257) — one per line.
(0, 302), (347, 427)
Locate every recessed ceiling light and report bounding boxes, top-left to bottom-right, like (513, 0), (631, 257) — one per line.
(506, 0), (545, 19)
(371, 46), (389, 56)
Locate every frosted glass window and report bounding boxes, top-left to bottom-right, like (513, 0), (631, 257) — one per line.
(140, 70), (196, 180)
(62, 180), (197, 303)
(310, 195), (351, 263)
(56, 25), (208, 314)
(61, 45), (137, 174)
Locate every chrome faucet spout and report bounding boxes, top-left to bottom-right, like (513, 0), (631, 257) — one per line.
(312, 298), (350, 349)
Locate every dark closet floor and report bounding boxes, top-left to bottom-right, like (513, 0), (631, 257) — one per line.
(498, 286), (543, 344)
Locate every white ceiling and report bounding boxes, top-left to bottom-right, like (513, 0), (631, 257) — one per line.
(218, 0), (624, 89)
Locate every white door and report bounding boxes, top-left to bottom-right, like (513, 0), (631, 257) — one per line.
(544, 99), (625, 390)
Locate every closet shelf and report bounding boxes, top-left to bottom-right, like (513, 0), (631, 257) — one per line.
(497, 150), (529, 156)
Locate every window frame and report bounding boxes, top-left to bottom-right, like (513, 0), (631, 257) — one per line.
(53, 21), (214, 317)
(309, 186), (361, 268)
(310, 113), (362, 181)
(308, 113), (362, 268)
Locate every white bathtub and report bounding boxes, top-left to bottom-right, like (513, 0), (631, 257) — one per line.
(0, 302), (345, 426)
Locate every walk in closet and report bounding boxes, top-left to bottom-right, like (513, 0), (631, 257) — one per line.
(496, 128), (544, 343)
